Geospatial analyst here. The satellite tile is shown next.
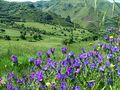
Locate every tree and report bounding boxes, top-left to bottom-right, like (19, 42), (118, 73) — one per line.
(20, 34), (26, 40)
(0, 29), (5, 33)
(4, 35), (11, 40)
(33, 34), (38, 40)
(45, 14), (54, 21)
(86, 22), (99, 34)
(38, 34), (42, 40)
(65, 16), (72, 23)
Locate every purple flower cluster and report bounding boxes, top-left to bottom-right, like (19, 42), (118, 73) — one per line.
(11, 55), (18, 64)
(4, 33), (120, 90)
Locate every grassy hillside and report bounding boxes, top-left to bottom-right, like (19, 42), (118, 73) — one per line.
(1, 0), (120, 90)
(36, 0), (120, 27)
(0, 0), (74, 27)
(16, 22), (94, 40)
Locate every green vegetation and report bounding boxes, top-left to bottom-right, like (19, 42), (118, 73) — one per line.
(0, 0), (120, 89)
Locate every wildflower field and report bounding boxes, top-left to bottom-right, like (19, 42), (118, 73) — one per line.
(0, 0), (120, 90)
(1, 25), (120, 90)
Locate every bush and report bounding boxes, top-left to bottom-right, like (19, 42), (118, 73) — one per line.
(64, 34), (67, 36)
(4, 35), (11, 40)
(16, 38), (19, 41)
(93, 35), (98, 41)
(38, 34), (42, 40)
(33, 34), (38, 40)
(20, 35), (26, 40)
(62, 37), (75, 45)
(62, 38), (70, 45)
(0, 29), (5, 33)
(33, 34), (42, 40)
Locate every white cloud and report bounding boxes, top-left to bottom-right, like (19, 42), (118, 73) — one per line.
(108, 0), (120, 3)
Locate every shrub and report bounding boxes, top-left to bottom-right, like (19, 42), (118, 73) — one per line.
(38, 34), (42, 40)
(62, 38), (70, 45)
(62, 37), (75, 45)
(33, 34), (38, 40)
(33, 34), (42, 40)
(16, 38), (19, 41)
(0, 29), (5, 33)
(20, 34), (26, 40)
(4, 35), (11, 40)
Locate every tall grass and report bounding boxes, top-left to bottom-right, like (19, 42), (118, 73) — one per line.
(94, 0), (98, 11)
(112, 2), (115, 17)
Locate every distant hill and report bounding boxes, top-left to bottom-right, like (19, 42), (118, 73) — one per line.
(0, 0), (120, 28)
(34, 0), (120, 27)
(0, 0), (75, 27)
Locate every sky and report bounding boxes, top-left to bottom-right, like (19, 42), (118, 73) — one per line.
(5, 0), (49, 2)
(109, 0), (120, 2)
(4, 0), (120, 2)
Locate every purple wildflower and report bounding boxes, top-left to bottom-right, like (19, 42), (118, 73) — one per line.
(97, 55), (103, 63)
(90, 64), (96, 69)
(40, 85), (47, 89)
(79, 53), (88, 59)
(50, 48), (55, 54)
(56, 73), (63, 80)
(36, 70), (43, 82)
(98, 66), (105, 72)
(43, 65), (49, 71)
(93, 45), (97, 51)
(108, 78), (113, 84)
(109, 38), (113, 42)
(107, 54), (113, 59)
(104, 35), (109, 40)
(50, 62), (57, 69)
(13, 86), (19, 90)
(29, 72), (36, 80)
(74, 68), (80, 74)
(28, 57), (34, 63)
(98, 42), (103, 47)
(37, 51), (42, 56)
(0, 78), (2, 85)
(111, 46), (119, 53)
(8, 72), (15, 78)
(73, 60), (80, 68)
(115, 64), (119, 69)
(56, 72), (67, 80)
(105, 62), (111, 67)
(11, 55), (18, 64)
(66, 67), (72, 76)
(72, 86), (80, 90)
(87, 52), (94, 57)
(46, 51), (51, 57)
(60, 81), (68, 90)
(62, 47), (67, 54)
(68, 52), (74, 57)
(7, 83), (13, 90)
(35, 58), (42, 67)
(17, 79), (24, 84)
(118, 70), (120, 77)
(81, 48), (85, 53)
(50, 83), (56, 89)
(47, 58), (52, 64)
(118, 56), (120, 62)
(87, 81), (95, 88)
(83, 60), (90, 65)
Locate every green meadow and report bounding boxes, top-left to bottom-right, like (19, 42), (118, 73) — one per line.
(0, 0), (120, 90)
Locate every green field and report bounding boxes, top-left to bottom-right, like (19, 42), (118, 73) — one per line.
(0, 22), (98, 76)
(0, 0), (120, 89)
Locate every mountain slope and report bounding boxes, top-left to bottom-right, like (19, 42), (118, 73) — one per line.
(0, 0), (74, 27)
(35, 0), (120, 27)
